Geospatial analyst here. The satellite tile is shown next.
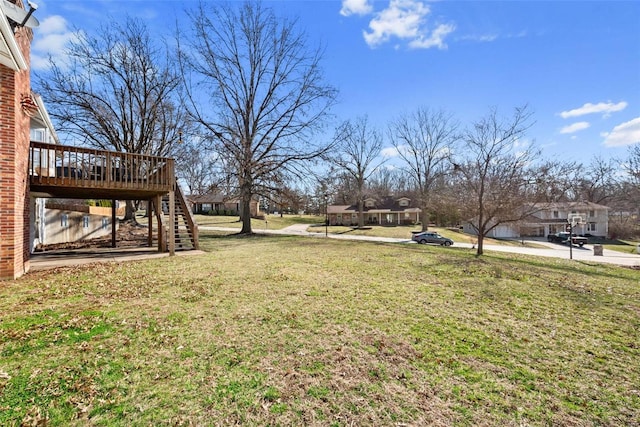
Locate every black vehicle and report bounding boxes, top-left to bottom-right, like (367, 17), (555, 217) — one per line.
(547, 232), (588, 247)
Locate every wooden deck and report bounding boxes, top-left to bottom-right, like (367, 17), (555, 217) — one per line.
(29, 141), (175, 200)
(28, 141), (199, 253)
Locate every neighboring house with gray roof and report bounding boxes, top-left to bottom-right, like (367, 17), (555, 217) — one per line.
(327, 196), (421, 226)
(462, 201), (610, 239)
(188, 192), (260, 217)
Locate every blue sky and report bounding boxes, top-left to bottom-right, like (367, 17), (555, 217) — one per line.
(29, 0), (640, 164)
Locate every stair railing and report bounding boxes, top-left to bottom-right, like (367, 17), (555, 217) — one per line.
(174, 183), (199, 250)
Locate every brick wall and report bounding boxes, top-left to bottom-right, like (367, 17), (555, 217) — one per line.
(0, 22), (33, 280)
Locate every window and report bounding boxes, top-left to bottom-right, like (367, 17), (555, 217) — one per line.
(365, 199), (375, 208)
(61, 214), (68, 228)
(588, 223), (597, 232)
(82, 215), (90, 228)
(589, 210), (596, 218)
(553, 211), (559, 219)
(30, 129), (45, 142)
(398, 199), (409, 207)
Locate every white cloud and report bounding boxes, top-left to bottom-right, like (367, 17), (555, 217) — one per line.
(458, 34), (498, 43)
(408, 23), (455, 49)
(560, 121), (590, 134)
(340, 0), (373, 17)
(602, 117), (640, 147)
(559, 101), (628, 119)
(362, 0), (454, 50)
(381, 146), (401, 158)
(31, 15), (82, 70)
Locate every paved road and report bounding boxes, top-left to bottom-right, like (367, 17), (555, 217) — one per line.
(201, 224), (640, 268)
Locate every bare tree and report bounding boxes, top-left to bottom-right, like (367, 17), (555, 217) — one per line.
(389, 108), (459, 231)
(329, 117), (385, 227)
(36, 17), (188, 220)
(626, 144), (640, 187)
(533, 160), (582, 202)
(612, 145), (640, 238)
(367, 167), (412, 199)
(179, 1), (337, 234)
(176, 141), (219, 197)
(573, 156), (620, 205)
(622, 145), (640, 211)
(454, 106), (540, 255)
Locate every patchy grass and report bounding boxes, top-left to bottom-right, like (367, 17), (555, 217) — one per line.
(1, 232), (639, 426)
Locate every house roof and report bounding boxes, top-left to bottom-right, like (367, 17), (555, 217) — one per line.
(188, 193), (234, 204)
(0, 2), (28, 70)
(328, 196), (421, 214)
(187, 192), (259, 204)
(535, 201), (610, 211)
(31, 93), (60, 143)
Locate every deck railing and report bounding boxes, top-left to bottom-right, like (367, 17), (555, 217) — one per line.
(29, 141), (174, 193)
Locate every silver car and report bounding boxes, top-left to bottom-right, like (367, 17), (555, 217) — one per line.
(411, 231), (454, 246)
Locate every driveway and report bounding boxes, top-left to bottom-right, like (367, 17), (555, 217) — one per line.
(200, 224), (640, 268)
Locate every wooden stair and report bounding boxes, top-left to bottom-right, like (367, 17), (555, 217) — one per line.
(151, 182), (199, 252)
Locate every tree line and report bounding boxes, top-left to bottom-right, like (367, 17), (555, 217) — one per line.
(35, 2), (640, 254)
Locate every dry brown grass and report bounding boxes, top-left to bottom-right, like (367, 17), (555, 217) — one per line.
(1, 232), (638, 426)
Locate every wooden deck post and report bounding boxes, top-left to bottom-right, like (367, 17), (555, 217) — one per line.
(169, 190), (175, 256)
(154, 195), (166, 253)
(147, 199), (153, 247)
(111, 200), (116, 248)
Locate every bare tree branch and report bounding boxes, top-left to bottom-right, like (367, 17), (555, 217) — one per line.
(179, 1), (337, 233)
(36, 17), (191, 220)
(454, 105), (541, 255)
(388, 107), (459, 231)
(328, 116), (385, 227)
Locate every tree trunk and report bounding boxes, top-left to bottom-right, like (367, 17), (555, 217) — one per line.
(420, 209), (429, 232)
(123, 200), (137, 223)
(240, 183), (253, 234)
(476, 232), (484, 255)
(358, 198), (364, 228)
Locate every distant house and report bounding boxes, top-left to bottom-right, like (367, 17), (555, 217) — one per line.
(327, 196), (421, 226)
(188, 192), (260, 217)
(462, 201), (610, 238)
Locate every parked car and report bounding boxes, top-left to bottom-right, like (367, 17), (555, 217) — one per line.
(546, 232), (588, 247)
(411, 231), (454, 246)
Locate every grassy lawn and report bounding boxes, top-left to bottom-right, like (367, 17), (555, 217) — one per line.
(602, 240), (640, 255)
(2, 232), (638, 425)
(307, 224), (546, 248)
(192, 213), (324, 230)
(189, 213), (544, 247)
